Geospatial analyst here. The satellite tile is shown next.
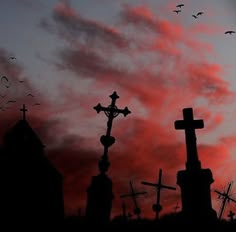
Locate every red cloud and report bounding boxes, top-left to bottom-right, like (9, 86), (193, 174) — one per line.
(2, 2), (236, 220)
(40, 3), (235, 219)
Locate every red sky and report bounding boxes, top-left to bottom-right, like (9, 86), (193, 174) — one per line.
(1, 1), (236, 220)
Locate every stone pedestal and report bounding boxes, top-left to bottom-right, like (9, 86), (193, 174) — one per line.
(86, 173), (114, 225)
(177, 168), (217, 223)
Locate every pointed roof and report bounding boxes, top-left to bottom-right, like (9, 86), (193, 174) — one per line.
(3, 104), (44, 148)
(2, 119), (62, 180)
(3, 119), (44, 148)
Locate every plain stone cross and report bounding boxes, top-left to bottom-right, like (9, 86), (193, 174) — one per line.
(175, 108), (203, 171)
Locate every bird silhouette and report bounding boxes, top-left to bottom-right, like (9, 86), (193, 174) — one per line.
(9, 56), (16, 60)
(173, 10), (181, 14)
(0, 106), (9, 111)
(34, 103), (40, 106)
(27, 94), (34, 97)
(19, 80), (24, 83)
(176, 4), (184, 8)
(5, 85), (10, 88)
(1, 76), (8, 82)
(196, 11), (204, 16)
(6, 100), (16, 104)
(192, 14), (198, 19)
(225, 30), (235, 35)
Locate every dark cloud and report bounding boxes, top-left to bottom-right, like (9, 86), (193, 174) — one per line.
(3, 1), (236, 219)
(52, 3), (129, 50)
(56, 47), (127, 79)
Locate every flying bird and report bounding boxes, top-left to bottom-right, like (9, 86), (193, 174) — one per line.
(27, 94), (34, 97)
(34, 103), (40, 106)
(225, 30), (235, 35)
(0, 106), (9, 111)
(6, 100), (16, 104)
(1, 76), (8, 82)
(19, 80), (24, 83)
(196, 11), (204, 16)
(9, 56), (16, 60)
(176, 4), (184, 8)
(192, 14), (198, 19)
(173, 10), (181, 14)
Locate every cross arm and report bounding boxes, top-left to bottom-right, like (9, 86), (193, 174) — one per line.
(228, 196), (236, 203)
(94, 103), (106, 114)
(120, 191), (147, 198)
(160, 184), (176, 190)
(94, 104), (131, 117)
(120, 193), (132, 198)
(141, 181), (157, 187)
(174, 120), (204, 130)
(174, 120), (184, 130)
(214, 190), (223, 196)
(115, 107), (131, 117)
(142, 181), (176, 190)
(134, 191), (147, 196)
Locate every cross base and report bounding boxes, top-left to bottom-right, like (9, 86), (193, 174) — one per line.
(177, 168), (217, 223)
(99, 156), (110, 174)
(185, 160), (201, 171)
(86, 173), (114, 225)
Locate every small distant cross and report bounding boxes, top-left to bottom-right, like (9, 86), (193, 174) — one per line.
(120, 181), (147, 219)
(141, 169), (176, 220)
(20, 104), (28, 120)
(215, 181), (236, 220)
(175, 108), (203, 171)
(228, 210), (235, 222)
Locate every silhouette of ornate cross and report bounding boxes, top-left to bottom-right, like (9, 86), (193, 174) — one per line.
(120, 181), (147, 219)
(94, 91), (131, 174)
(228, 210), (235, 222)
(175, 108), (203, 171)
(141, 169), (176, 220)
(20, 104), (28, 120)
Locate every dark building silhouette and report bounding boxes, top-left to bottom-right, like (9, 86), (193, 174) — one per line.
(0, 105), (64, 228)
(175, 108), (217, 223)
(86, 92), (131, 225)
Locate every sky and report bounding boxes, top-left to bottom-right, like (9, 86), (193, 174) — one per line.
(1, 0), (236, 220)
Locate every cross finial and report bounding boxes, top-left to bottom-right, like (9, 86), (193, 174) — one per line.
(20, 104), (28, 120)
